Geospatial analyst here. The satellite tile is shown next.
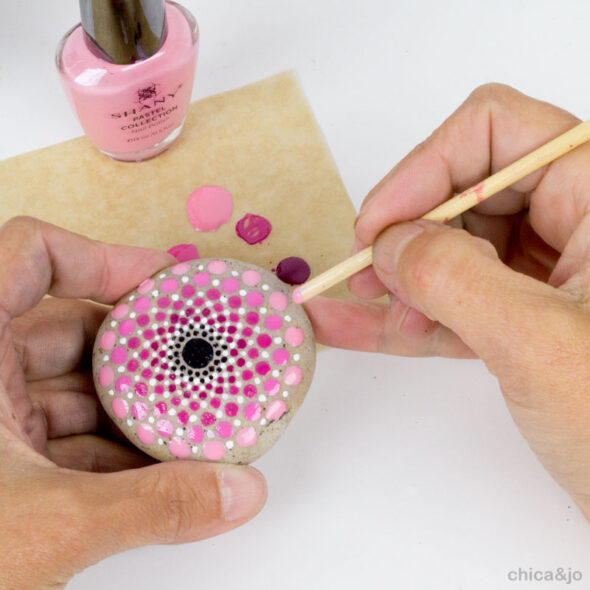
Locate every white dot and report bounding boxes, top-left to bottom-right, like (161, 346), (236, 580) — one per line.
(236, 381), (242, 388)
(233, 419), (241, 426)
(171, 294), (179, 301)
(258, 394), (267, 402)
(168, 408), (176, 416)
(148, 394), (155, 402)
(110, 321), (117, 327)
(261, 352), (269, 359)
(182, 276), (189, 283)
(197, 291), (204, 297)
(149, 378), (156, 386)
(192, 446), (199, 454)
(189, 414), (197, 422)
(163, 321), (169, 326)
(282, 391), (289, 398)
(260, 307), (267, 314)
(126, 419), (133, 426)
(216, 410), (222, 418)
(248, 340), (254, 346)
(108, 389), (114, 396)
(134, 375), (140, 381)
(272, 370), (280, 377)
(181, 398), (189, 406)
(163, 392), (170, 399)
(285, 315), (292, 322)
(176, 428), (183, 436)
(127, 392), (133, 399)
(237, 395), (244, 404)
(212, 279), (220, 286)
(238, 307), (245, 315)
(262, 284), (269, 291)
(198, 264), (204, 271)
(226, 440), (234, 449)
(129, 295), (135, 301)
(222, 393), (229, 399)
(164, 380), (169, 386)
(143, 341), (150, 348)
(260, 418), (267, 426)
(143, 361), (149, 368)
(103, 355), (109, 362)
(254, 326), (261, 333)
(149, 416), (155, 423)
(206, 301), (213, 307)
(137, 330), (143, 335)
(119, 337), (127, 345)
(239, 289), (247, 296)
(207, 430), (215, 439)
(151, 324), (158, 330)
(231, 271), (238, 277)
(132, 351), (139, 358)
(187, 299), (194, 305)
(117, 366), (124, 373)
(158, 438), (163, 445)
(129, 312), (136, 319)
(293, 353), (301, 361)
(274, 337), (282, 344)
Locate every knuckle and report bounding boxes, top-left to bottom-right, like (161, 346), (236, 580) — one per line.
(467, 82), (515, 105)
(140, 466), (220, 543)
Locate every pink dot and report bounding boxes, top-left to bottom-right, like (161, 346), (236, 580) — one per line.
(126, 359), (139, 372)
(157, 419), (174, 438)
(244, 384), (257, 398)
(135, 382), (148, 397)
(245, 312), (259, 326)
(284, 365), (302, 386)
(242, 370), (253, 381)
(118, 319), (134, 336)
(172, 262), (190, 275)
(285, 327), (304, 347)
(216, 421), (233, 438)
(255, 361), (271, 376)
(132, 401), (148, 420)
(221, 278), (240, 293)
(201, 412), (216, 426)
(244, 402), (262, 422)
(248, 348), (259, 359)
(99, 330), (116, 351)
(137, 278), (155, 294)
(167, 243), (200, 262)
(136, 424), (155, 445)
(169, 437), (191, 458)
(111, 347), (127, 365)
(269, 291), (288, 311)
(272, 349), (289, 365)
(112, 398), (129, 419)
(266, 400), (287, 421)
(98, 366), (113, 387)
(112, 303), (128, 319)
(203, 440), (226, 460)
(137, 314), (150, 327)
(177, 411), (189, 426)
(115, 375), (132, 394)
(187, 425), (204, 443)
(181, 284), (195, 298)
(228, 296), (241, 309)
(161, 278), (178, 293)
(236, 426), (258, 448)
(242, 270), (261, 286)
(128, 337), (141, 349)
(157, 297), (170, 308)
(245, 291), (264, 307)
(225, 402), (238, 417)
(263, 378), (281, 396)
(133, 297), (150, 312)
(265, 315), (282, 330)
(208, 260), (227, 274)
(257, 334), (272, 348)
(206, 288), (221, 300)
(193, 272), (210, 287)
(291, 288), (304, 304)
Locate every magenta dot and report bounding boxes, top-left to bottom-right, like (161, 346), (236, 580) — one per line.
(171, 396), (181, 406)
(242, 370), (253, 380)
(210, 397), (221, 409)
(161, 278), (178, 293)
(248, 348), (259, 359)
(237, 339), (247, 349)
(133, 297), (150, 312)
(266, 399), (287, 421)
(154, 401), (167, 415)
(263, 378), (281, 396)
(228, 296), (241, 309)
(128, 337), (141, 349)
(284, 365), (303, 386)
(242, 327), (253, 337)
(181, 284), (195, 298)
(244, 384), (257, 398)
(201, 412), (216, 426)
(188, 425), (204, 443)
(111, 347), (127, 365)
(189, 401), (200, 411)
(157, 297), (169, 309)
(216, 421), (233, 438)
(155, 385), (164, 394)
(199, 392), (208, 400)
(167, 243), (199, 263)
(245, 312), (259, 326)
(172, 262), (190, 275)
(229, 314), (239, 323)
(264, 315), (283, 330)
(193, 272), (210, 287)
(242, 270), (261, 286)
(236, 358), (245, 367)
(246, 291), (264, 307)
(141, 368), (152, 379)
(177, 410), (189, 425)
(272, 349), (289, 365)
(126, 359), (139, 372)
(206, 288), (220, 300)
(143, 329), (155, 340)
(255, 361), (271, 376)
(225, 402), (238, 417)
(213, 303), (223, 312)
(257, 334), (272, 348)
(135, 382), (148, 397)
(236, 426), (258, 448)
(173, 301), (184, 311)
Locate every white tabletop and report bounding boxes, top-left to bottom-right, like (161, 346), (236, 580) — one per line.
(2, 1), (590, 588)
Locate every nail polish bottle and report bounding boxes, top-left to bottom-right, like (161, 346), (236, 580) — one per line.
(56, 0), (199, 162)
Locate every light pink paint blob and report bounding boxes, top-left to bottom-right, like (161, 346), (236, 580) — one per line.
(220, 278), (240, 293)
(203, 440), (226, 460)
(157, 419), (174, 438)
(263, 378), (281, 396)
(118, 319), (134, 336)
(98, 366), (114, 387)
(115, 376), (132, 394)
(291, 288), (304, 304)
(171, 262), (191, 275)
(112, 398), (129, 419)
(167, 243), (200, 262)
(186, 186), (233, 232)
(187, 425), (204, 443)
(269, 291), (288, 311)
(133, 297), (150, 312)
(216, 421), (233, 438)
(236, 426), (258, 448)
(284, 365), (302, 386)
(193, 272), (210, 286)
(272, 349), (289, 365)
(246, 291), (264, 307)
(112, 303), (128, 319)
(242, 270), (261, 286)
(99, 330), (116, 351)
(285, 326), (304, 347)
(243, 402), (262, 422)
(266, 400), (287, 422)
(137, 278), (155, 294)
(208, 260), (227, 274)
(111, 347), (127, 365)
(136, 424), (155, 445)
(132, 401), (149, 421)
(161, 278), (179, 293)
(169, 437), (191, 458)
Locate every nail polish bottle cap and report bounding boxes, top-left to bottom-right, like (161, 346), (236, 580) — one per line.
(79, 0), (166, 65)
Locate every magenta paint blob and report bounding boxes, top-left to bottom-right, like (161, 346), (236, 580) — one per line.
(235, 213), (272, 245)
(275, 257), (311, 285)
(167, 243), (200, 262)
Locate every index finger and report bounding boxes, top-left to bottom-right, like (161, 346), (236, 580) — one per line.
(0, 217), (175, 319)
(355, 83), (581, 252)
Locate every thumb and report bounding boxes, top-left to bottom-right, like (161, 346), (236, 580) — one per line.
(372, 220), (571, 372)
(71, 460), (266, 564)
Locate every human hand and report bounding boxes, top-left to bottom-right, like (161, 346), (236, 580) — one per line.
(307, 84), (590, 517)
(0, 217), (266, 590)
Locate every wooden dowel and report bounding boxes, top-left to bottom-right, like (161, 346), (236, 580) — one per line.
(293, 119), (590, 303)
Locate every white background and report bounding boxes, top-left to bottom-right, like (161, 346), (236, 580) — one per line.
(2, 1), (590, 588)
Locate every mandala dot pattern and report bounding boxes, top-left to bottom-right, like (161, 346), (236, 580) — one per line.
(93, 259), (315, 463)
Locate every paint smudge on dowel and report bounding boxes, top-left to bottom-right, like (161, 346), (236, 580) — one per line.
(167, 243), (200, 262)
(186, 186), (233, 232)
(276, 257), (310, 285)
(235, 213), (272, 245)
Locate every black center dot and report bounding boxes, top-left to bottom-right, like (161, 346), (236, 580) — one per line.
(181, 338), (214, 369)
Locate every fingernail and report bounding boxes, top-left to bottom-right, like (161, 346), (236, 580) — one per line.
(375, 223), (424, 275)
(218, 466), (266, 522)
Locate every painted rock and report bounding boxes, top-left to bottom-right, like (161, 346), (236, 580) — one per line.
(92, 259), (315, 464)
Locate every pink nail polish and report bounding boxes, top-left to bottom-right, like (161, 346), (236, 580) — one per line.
(56, 1), (199, 162)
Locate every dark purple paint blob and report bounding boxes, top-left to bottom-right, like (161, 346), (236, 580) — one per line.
(167, 243), (200, 262)
(275, 257), (311, 285)
(235, 213), (272, 245)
